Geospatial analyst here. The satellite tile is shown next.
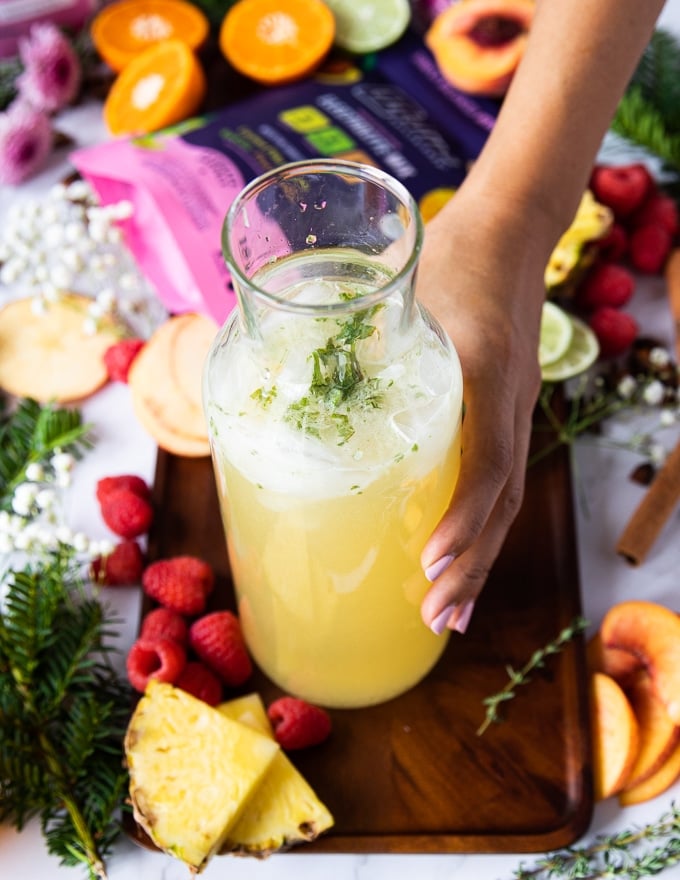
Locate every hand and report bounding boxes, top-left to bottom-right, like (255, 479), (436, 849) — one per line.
(416, 186), (550, 634)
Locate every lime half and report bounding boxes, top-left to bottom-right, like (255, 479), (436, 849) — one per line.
(541, 313), (600, 382)
(539, 301), (574, 368)
(324, 0), (411, 54)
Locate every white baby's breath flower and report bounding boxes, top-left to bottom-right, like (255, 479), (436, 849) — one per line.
(90, 537), (114, 557)
(35, 488), (57, 510)
(649, 443), (667, 466)
(82, 316), (98, 336)
(96, 288), (116, 311)
(617, 375), (637, 400)
(648, 347), (670, 368)
(643, 380), (665, 406)
(0, 532), (13, 554)
(72, 531), (90, 553)
(25, 462), (45, 481)
(51, 451), (74, 473)
(659, 409), (676, 427)
(55, 524), (74, 544)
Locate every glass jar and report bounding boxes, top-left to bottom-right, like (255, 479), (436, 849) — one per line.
(203, 159), (463, 708)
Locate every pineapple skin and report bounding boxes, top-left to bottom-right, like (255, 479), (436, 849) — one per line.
(545, 190), (613, 296)
(125, 681), (279, 872)
(218, 693), (334, 856)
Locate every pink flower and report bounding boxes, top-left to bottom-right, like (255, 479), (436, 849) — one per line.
(0, 103), (53, 185)
(16, 23), (81, 114)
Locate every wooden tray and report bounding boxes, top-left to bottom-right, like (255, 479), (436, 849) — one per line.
(134, 412), (593, 856)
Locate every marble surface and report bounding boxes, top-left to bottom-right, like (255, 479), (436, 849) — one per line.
(2, 3), (680, 877)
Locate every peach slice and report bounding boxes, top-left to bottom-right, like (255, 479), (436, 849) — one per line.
(619, 734), (680, 806)
(425, 0), (535, 97)
(587, 632), (642, 687)
(600, 600), (680, 724)
(589, 672), (640, 801)
(623, 671), (680, 790)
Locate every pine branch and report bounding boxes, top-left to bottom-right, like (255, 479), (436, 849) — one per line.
(0, 548), (131, 880)
(0, 398), (92, 510)
(612, 87), (680, 170)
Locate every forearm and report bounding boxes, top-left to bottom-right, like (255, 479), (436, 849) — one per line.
(467, 0), (666, 244)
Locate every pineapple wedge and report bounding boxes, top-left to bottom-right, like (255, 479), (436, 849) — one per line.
(125, 681), (279, 872)
(545, 189), (613, 296)
(218, 693), (334, 856)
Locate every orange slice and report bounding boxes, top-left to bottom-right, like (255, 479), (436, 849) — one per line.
(103, 38), (206, 137)
(91, 0), (209, 72)
(219, 0), (335, 85)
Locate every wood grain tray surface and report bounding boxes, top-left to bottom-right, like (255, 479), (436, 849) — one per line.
(137, 426), (592, 856)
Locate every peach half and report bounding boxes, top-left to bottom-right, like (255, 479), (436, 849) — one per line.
(600, 601), (680, 725)
(425, 0), (535, 97)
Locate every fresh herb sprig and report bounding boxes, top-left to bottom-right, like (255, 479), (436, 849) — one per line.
(0, 547), (131, 880)
(511, 804), (680, 879)
(477, 616), (589, 736)
(0, 397), (92, 510)
(284, 304), (384, 443)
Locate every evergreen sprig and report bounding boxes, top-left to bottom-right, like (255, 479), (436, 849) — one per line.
(0, 547), (132, 879)
(477, 616), (589, 736)
(0, 397), (92, 510)
(612, 28), (680, 171)
(511, 804), (680, 879)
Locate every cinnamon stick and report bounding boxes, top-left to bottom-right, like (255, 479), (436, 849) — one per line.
(665, 247), (680, 361)
(616, 437), (680, 565)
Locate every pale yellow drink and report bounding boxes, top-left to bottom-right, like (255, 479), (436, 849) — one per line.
(205, 265), (463, 708)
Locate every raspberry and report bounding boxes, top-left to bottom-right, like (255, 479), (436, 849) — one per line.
(590, 163), (653, 218)
(96, 474), (151, 505)
(126, 637), (186, 693)
(90, 539), (144, 586)
(103, 338), (145, 383)
(189, 610), (252, 687)
(140, 606), (188, 645)
(176, 661), (223, 706)
(597, 222), (628, 262)
(589, 307), (638, 358)
(628, 224), (673, 274)
(267, 696), (332, 751)
(574, 262), (635, 311)
(142, 556), (214, 616)
(100, 487), (153, 539)
(630, 192), (679, 236)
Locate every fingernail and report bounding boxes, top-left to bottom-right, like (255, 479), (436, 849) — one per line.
(424, 554), (455, 582)
(453, 599), (475, 634)
(430, 603), (457, 635)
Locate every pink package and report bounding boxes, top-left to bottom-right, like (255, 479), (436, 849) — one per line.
(72, 135), (244, 324)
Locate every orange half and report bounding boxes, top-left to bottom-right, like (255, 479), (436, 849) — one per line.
(219, 0), (335, 86)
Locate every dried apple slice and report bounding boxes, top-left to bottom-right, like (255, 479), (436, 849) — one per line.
(600, 600), (680, 725)
(128, 313), (217, 456)
(623, 671), (680, 790)
(589, 672), (640, 801)
(0, 294), (122, 402)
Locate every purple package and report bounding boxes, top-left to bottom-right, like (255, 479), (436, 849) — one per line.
(72, 52), (498, 326)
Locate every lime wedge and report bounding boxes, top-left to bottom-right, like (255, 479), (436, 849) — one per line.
(323, 0), (411, 54)
(539, 301), (574, 368)
(541, 313), (600, 382)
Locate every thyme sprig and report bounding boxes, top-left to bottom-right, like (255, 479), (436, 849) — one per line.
(477, 616), (589, 736)
(511, 803), (680, 879)
(0, 546), (131, 880)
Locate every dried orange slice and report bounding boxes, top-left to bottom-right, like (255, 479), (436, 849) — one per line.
(219, 0), (335, 85)
(91, 0), (209, 72)
(103, 38), (206, 137)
